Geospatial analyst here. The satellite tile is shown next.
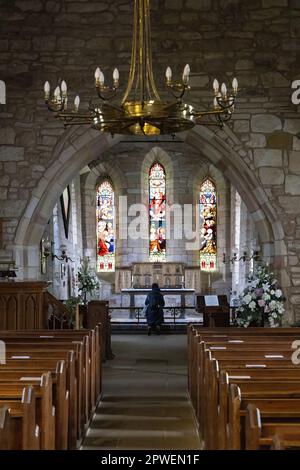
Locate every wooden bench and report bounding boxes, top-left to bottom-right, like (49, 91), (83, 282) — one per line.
(187, 326), (300, 451)
(246, 403), (300, 450)
(0, 325), (102, 449)
(271, 433), (300, 450)
(0, 362), (68, 449)
(0, 372), (55, 449)
(0, 386), (40, 450)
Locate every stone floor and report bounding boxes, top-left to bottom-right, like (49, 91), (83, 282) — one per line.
(82, 333), (201, 450)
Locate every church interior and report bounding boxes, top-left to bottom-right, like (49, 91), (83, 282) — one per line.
(1, 0), (300, 454)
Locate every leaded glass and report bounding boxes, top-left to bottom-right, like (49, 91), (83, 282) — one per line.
(149, 163), (166, 262)
(96, 181), (115, 272)
(199, 179), (217, 272)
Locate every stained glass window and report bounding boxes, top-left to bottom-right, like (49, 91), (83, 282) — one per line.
(96, 181), (115, 272)
(199, 179), (217, 272)
(149, 162), (166, 262)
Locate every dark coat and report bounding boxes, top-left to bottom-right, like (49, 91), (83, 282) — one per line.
(145, 288), (165, 326)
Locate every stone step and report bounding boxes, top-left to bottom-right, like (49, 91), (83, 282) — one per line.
(111, 322), (192, 334)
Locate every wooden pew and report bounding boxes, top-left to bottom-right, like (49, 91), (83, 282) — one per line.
(0, 372), (55, 449)
(228, 381), (300, 450)
(271, 433), (300, 450)
(0, 325), (102, 449)
(199, 343), (298, 448)
(0, 326), (102, 406)
(0, 386), (40, 450)
(0, 353), (77, 448)
(3, 340), (86, 428)
(0, 362), (68, 449)
(187, 326), (300, 451)
(246, 403), (300, 450)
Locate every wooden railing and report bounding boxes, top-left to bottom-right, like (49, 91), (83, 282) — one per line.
(44, 291), (73, 330)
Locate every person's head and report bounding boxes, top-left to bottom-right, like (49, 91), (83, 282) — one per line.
(152, 282), (159, 290)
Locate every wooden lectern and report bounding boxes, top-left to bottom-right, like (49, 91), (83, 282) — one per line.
(196, 294), (230, 327)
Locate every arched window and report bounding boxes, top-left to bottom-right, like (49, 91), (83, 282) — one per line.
(0, 80), (6, 105)
(149, 162), (166, 262)
(96, 180), (115, 272)
(199, 179), (217, 271)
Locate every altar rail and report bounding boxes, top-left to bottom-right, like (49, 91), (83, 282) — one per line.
(109, 306), (197, 329)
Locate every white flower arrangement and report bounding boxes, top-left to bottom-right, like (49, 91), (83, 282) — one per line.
(235, 264), (285, 328)
(77, 256), (100, 305)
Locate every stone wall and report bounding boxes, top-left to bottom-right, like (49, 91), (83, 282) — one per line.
(0, 0), (300, 320)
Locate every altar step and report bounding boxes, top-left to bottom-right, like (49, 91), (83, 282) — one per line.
(111, 322), (193, 333)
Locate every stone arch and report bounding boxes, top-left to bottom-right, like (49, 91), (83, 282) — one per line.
(14, 125), (286, 290)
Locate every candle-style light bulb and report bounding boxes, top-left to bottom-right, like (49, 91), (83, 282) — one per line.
(213, 79), (219, 94)
(221, 82), (227, 97)
(44, 81), (50, 99)
(95, 67), (101, 85)
(54, 86), (61, 100)
(213, 97), (219, 110)
(232, 77), (238, 94)
(166, 66), (172, 83)
(113, 68), (119, 86)
(74, 95), (80, 111)
(61, 80), (67, 96)
(99, 70), (105, 86)
(183, 63), (190, 83)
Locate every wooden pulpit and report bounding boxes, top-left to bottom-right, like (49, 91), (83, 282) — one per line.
(0, 281), (48, 329)
(196, 294), (230, 327)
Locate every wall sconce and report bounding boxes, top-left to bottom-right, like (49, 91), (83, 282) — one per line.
(223, 249), (260, 264)
(222, 252), (239, 264)
(44, 241), (74, 263)
(0, 261), (18, 279)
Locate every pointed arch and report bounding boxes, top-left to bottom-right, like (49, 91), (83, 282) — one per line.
(0, 80), (6, 104)
(96, 180), (115, 272)
(149, 162), (166, 262)
(199, 178), (217, 272)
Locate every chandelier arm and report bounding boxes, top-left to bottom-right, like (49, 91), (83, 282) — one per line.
(100, 102), (126, 113)
(145, 0), (160, 101)
(60, 120), (94, 127)
(121, 0), (138, 104)
(190, 109), (227, 118)
(57, 112), (96, 118)
(96, 87), (118, 102)
(216, 95), (235, 110)
(46, 98), (66, 113)
(139, 0), (144, 103)
(166, 84), (189, 101)
(194, 121), (223, 128)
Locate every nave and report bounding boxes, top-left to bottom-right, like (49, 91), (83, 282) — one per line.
(82, 334), (201, 450)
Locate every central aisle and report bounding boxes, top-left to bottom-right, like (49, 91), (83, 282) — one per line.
(82, 333), (201, 450)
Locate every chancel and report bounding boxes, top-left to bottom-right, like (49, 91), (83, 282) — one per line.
(1, 0), (300, 454)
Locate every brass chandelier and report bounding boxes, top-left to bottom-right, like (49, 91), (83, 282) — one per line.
(44, 0), (238, 136)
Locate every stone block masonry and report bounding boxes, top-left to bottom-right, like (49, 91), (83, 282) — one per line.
(0, 0), (300, 321)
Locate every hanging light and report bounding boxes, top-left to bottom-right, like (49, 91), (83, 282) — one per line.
(44, 0), (238, 136)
